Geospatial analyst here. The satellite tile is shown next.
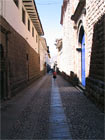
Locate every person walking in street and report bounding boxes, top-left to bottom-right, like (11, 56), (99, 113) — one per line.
(53, 70), (57, 80)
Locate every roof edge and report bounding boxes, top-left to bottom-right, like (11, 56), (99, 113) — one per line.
(71, 0), (86, 23)
(33, 0), (44, 35)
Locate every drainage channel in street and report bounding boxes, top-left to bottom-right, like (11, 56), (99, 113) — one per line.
(48, 79), (72, 139)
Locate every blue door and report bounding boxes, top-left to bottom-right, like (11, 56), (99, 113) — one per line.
(82, 35), (85, 86)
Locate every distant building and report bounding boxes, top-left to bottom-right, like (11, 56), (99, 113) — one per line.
(60, 0), (105, 109)
(55, 39), (62, 72)
(39, 37), (51, 74)
(45, 46), (51, 72)
(39, 37), (47, 73)
(0, 0), (44, 99)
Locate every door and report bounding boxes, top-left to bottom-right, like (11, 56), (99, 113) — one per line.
(0, 72), (4, 99)
(82, 35), (85, 86)
(0, 44), (4, 99)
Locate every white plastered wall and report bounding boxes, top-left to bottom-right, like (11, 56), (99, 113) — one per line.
(61, 1), (75, 75)
(39, 40), (46, 71)
(0, 0), (39, 53)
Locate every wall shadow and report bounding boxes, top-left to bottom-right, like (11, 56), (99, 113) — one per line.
(0, 16), (44, 100)
(58, 70), (79, 87)
(85, 14), (105, 112)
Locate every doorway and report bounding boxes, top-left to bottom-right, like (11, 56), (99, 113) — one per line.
(0, 44), (4, 99)
(78, 26), (86, 86)
(0, 72), (4, 99)
(81, 35), (85, 86)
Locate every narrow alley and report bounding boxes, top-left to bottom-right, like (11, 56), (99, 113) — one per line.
(0, 0), (105, 139)
(1, 74), (104, 139)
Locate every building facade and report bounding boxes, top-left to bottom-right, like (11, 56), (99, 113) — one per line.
(60, 0), (105, 109)
(0, 0), (44, 99)
(45, 46), (51, 73)
(55, 39), (62, 72)
(39, 37), (51, 74)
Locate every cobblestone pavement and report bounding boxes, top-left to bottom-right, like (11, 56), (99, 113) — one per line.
(1, 74), (104, 139)
(48, 79), (72, 139)
(57, 75), (104, 140)
(1, 75), (51, 139)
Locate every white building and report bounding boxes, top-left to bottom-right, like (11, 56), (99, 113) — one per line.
(0, 0), (44, 53)
(55, 39), (63, 72)
(59, 0), (105, 109)
(39, 37), (51, 72)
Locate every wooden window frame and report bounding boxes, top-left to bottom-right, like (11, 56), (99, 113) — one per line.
(32, 27), (34, 37)
(28, 19), (30, 31)
(0, 44), (4, 59)
(22, 8), (26, 24)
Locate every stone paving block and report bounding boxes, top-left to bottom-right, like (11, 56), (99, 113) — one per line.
(49, 79), (72, 139)
(57, 75), (104, 139)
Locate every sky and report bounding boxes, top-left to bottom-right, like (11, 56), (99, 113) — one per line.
(35, 0), (63, 62)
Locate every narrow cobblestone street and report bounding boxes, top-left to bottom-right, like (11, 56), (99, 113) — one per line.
(1, 74), (104, 139)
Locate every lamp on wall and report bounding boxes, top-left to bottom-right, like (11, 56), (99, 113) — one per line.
(73, 25), (77, 30)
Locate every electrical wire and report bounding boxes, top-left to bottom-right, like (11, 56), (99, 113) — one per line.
(36, 2), (61, 5)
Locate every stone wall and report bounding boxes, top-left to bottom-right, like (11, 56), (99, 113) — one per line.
(0, 16), (41, 98)
(85, 15), (105, 111)
(60, 0), (105, 111)
(86, 0), (105, 75)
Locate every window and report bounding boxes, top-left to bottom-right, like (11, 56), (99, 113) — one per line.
(28, 19), (30, 31)
(26, 54), (29, 61)
(22, 8), (25, 24)
(0, 44), (4, 59)
(32, 27), (34, 37)
(13, 0), (18, 7)
(36, 35), (38, 43)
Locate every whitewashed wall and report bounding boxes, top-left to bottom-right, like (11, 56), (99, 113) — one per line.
(57, 50), (63, 72)
(60, 1), (75, 75)
(39, 40), (46, 71)
(0, 0), (39, 53)
(45, 54), (51, 66)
